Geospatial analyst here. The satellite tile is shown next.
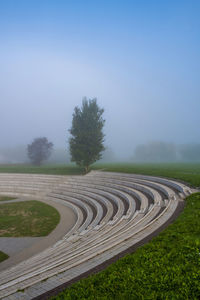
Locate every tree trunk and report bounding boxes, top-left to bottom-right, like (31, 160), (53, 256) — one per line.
(85, 165), (89, 173)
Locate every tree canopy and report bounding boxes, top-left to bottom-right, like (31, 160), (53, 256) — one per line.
(27, 137), (53, 165)
(69, 98), (105, 172)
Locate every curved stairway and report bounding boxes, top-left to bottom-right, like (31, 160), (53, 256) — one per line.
(0, 171), (193, 299)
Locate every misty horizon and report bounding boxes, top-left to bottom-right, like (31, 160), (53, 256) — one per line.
(1, 1), (199, 161)
(1, 141), (200, 164)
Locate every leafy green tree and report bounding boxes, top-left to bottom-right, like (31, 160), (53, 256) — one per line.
(27, 137), (53, 165)
(69, 98), (105, 172)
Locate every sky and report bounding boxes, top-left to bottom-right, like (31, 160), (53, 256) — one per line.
(0, 0), (200, 158)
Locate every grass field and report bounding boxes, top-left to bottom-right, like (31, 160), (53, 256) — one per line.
(0, 200), (60, 237)
(0, 196), (16, 201)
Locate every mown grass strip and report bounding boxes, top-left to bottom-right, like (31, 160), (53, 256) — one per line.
(0, 251), (9, 263)
(0, 200), (60, 237)
(52, 193), (200, 300)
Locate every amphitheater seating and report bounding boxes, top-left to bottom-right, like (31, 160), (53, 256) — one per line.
(0, 171), (193, 299)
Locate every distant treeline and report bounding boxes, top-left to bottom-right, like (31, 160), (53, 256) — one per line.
(0, 142), (200, 164)
(133, 142), (200, 162)
(0, 146), (70, 164)
(0, 145), (116, 164)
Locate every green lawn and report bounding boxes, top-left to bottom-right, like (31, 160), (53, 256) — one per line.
(0, 200), (60, 237)
(0, 251), (9, 263)
(0, 164), (83, 175)
(0, 195), (16, 201)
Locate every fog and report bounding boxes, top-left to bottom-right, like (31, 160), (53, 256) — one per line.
(0, 1), (200, 163)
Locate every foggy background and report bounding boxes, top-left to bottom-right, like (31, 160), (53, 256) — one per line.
(0, 1), (200, 164)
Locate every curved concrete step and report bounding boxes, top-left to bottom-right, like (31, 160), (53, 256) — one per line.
(0, 171), (189, 299)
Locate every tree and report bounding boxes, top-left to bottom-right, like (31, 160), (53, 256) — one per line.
(69, 98), (105, 172)
(27, 137), (53, 165)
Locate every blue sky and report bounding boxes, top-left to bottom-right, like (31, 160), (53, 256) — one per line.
(0, 0), (200, 157)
